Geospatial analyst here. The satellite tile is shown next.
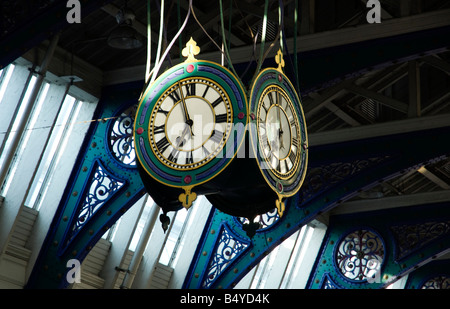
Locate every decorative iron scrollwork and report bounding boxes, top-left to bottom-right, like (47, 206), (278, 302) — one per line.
(390, 220), (450, 260)
(335, 229), (385, 282)
(238, 208), (280, 231)
(298, 156), (390, 205)
(63, 160), (126, 249)
(202, 224), (250, 288)
(107, 105), (137, 167)
(420, 275), (450, 289)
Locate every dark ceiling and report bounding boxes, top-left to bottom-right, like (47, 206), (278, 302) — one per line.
(52, 0), (450, 71)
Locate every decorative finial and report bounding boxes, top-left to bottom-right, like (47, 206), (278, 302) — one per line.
(275, 48), (285, 72)
(182, 37), (200, 62)
(179, 186), (197, 209)
(276, 196), (285, 217)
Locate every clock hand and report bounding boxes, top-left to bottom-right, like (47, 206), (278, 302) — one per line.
(175, 123), (192, 149)
(276, 93), (285, 150)
(177, 81), (195, 136)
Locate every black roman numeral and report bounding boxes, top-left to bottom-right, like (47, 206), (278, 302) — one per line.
(156, 136), (170, 153)
(202, 85), (210, 98)
(168, 148), (180, 163)
(168, 88), (181, 103)
(154, 124), (165, 134)
(158, 108), (169, 116)
(211, 97), (223, 108)
(185, 83), (196, 96)
(185, 151), (194, 164)
(210, 130), (224, 144)
(202, 146), (210, 157)
(268, 91), (275, 106)
(215, 114), (227, 123)
(289, 150), (297, 165)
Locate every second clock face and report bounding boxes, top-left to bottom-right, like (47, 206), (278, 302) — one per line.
(149, 77), (233, 170)
(249, 68), (308, 199)
(257, 85), (300, 179)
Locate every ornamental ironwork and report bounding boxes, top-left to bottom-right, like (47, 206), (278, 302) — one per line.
(298, 156), (390, 204)
(421, 275), (450, 289)
(335, 229), (385, 282)
(108, 105), (137, 167)
(390, 220), (450, 260)
(202, 224), (250, 288)
(238, 208), (280, 231)
(64, 160), (125, 247)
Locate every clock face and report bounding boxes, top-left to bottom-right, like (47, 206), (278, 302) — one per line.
(257, 85), (300, 179)
(149, 77), (232, 170)
(249, 68), (308, 199)
(134, 61), (248, 190)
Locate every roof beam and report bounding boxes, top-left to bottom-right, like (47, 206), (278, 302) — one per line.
(346, 83), (409, 113)
(417, 166), (450, 189)
(103, 9), (450, 85)
(331, 190), (450, 215)
(309, 113), (450, 146)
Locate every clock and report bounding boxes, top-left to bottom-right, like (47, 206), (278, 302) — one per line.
(249, 49), (308, 216)
(134, 38), (248, 211)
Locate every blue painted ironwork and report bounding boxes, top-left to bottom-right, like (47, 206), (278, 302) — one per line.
(390, 220), (450, 261)
(26, 81), (145, 289)
(421, 275), (450, 289)
(335, 228), (385, 282)
(405, 260), (450, 289)
(237, 208), (280, 231)
(320, 273), (340, 289)
(306, 201), (450, 289)
(59, 159), (126, 255)
(184, 125), (450, 289)
(107, 105), (137, 167)
(201, 223), (251, 288)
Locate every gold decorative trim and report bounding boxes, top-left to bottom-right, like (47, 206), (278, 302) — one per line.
(179, 186), (198, 209)
(182, 37), (200, 62)
(275, 49), (285, 73)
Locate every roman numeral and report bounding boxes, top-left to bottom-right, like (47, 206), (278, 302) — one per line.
(215, 114), (227, 123)
(185, 83), (196, 96)
(202, 146), (210, 157)
(185, 151), (194, 164)
(168, 88), (181, 103)
(154, 124), (165, 134)
(210, 130), (224, 144)
(156, 136), (170, 153)
(292, 137), (299, 147)
(158, 108), (169, 116)
(211, 97), (223, 108)
(289, 150), (297, 165)
(268, 91), (275, 106)
(277, 92), (282, 106)
(167, 148), (180, 163)
(202, 85), (210, 98)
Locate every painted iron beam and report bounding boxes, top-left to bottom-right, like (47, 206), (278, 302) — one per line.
(183, 124), (450, 289)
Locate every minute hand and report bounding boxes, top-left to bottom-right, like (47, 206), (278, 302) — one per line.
(277, 92), (284, 149)
(177, 81), (194, 135)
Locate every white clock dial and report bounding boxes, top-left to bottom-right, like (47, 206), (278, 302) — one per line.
(149, 77), (232, 170)
(257, 85), (300, 179)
